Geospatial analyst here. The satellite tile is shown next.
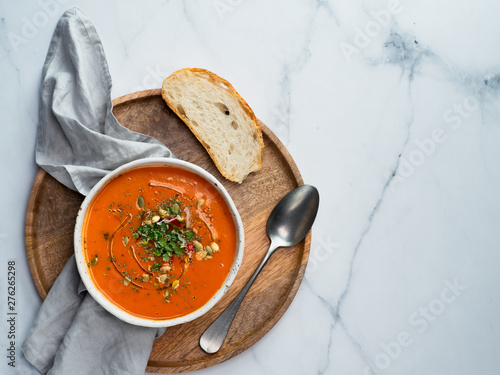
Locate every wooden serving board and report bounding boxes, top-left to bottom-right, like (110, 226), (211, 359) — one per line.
(25, 89), (310, 373)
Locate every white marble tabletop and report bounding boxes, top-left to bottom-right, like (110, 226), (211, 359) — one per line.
(2, 1), (500, 374)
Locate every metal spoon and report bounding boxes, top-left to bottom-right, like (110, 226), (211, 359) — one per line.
(199, 184), (320, 354)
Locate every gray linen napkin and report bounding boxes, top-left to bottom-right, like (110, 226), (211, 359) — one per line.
(22, 8), (172, 374)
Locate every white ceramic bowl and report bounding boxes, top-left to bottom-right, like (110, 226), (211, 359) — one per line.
(74, 157), (244, 327)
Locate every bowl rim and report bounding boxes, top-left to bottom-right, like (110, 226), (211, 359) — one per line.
(73, 157), (245, 328)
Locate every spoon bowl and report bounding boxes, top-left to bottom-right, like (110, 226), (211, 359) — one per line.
(267, 185), (320, 249)
(199, 184), (319, 353)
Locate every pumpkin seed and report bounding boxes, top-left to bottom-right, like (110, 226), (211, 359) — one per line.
(137, 195), (145, 209)
(159, 274), (168, 283)
(194, 240), (203, 251)
(160, 264), (171, 272)
(205, 245), (213, 256)
(151, 215), (161, 224)
(172, 279), (180, 290)
(209, 242), (219, 252)
(122, 236), (129, 246)
(172, 203), (180, 214)
(142, 274), (150, 282)
(123, 276), (131, 286)
(88, 257), (98, 267)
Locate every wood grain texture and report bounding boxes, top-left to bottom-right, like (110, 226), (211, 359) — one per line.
(24, 89), (310, 373)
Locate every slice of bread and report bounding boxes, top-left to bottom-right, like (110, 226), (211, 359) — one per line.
(161, 68), (264, 183)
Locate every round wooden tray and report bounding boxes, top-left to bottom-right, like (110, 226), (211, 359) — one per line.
(25, 89), (310, 373)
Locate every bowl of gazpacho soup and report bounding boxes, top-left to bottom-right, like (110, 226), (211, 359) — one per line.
(74, 158), (244, 327)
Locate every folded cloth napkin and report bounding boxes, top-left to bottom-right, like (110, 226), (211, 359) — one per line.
(22, 8), (173, 375)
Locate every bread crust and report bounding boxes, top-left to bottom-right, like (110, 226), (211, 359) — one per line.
(161, 68), (264, 183)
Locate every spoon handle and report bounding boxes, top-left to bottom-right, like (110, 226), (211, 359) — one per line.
(199, 242), (278, 354)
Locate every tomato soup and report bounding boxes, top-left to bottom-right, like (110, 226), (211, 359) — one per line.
(82, 165), (237, 320)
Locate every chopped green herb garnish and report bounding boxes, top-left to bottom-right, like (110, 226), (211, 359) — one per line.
(151, 263), (161, 272)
